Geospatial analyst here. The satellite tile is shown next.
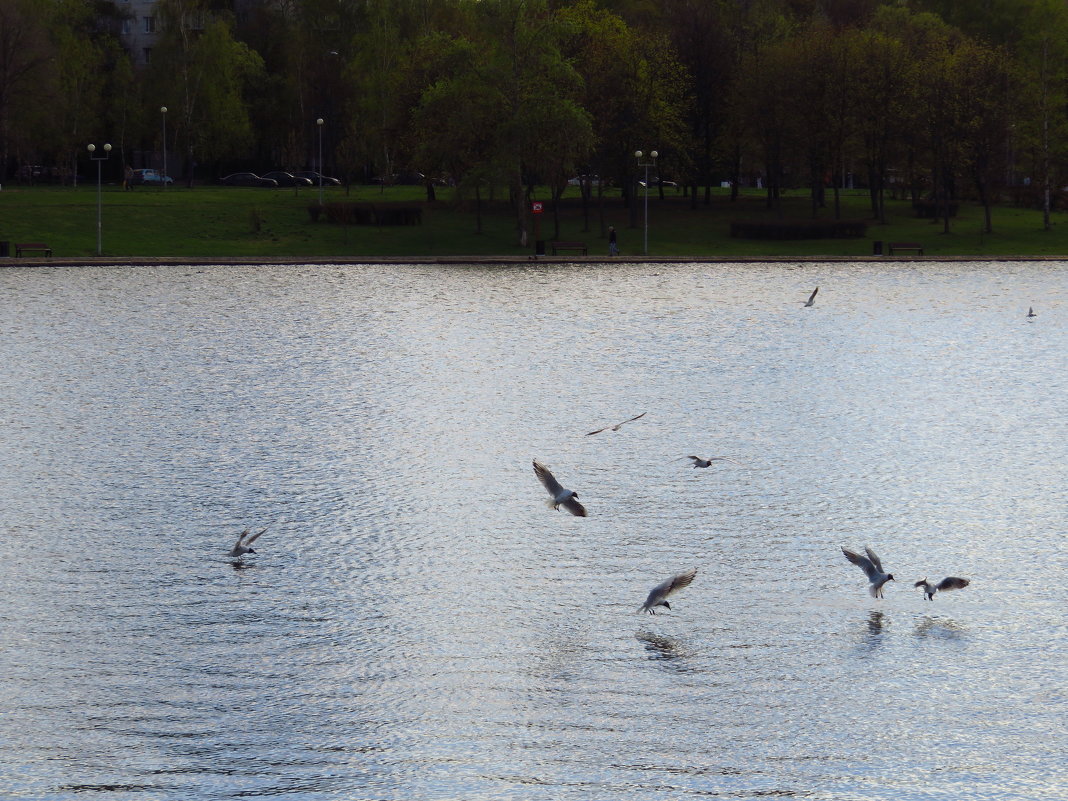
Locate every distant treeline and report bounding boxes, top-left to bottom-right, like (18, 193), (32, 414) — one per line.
(2, 0), (1066, 242)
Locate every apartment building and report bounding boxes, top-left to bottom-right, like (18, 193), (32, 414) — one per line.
(115, 0), (161, 66)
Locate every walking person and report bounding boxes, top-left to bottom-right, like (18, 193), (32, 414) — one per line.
(124, 164), (134, 191)
(608, 225), (618, 257)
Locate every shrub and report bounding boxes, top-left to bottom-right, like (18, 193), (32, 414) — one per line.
(317, 202), (422, 226)
(913, 199), (958, 218)
(729, 219), (868, 240)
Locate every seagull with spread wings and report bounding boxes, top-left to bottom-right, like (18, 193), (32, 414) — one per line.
(586, 412), (647, 436)
(229, 527), (267, 559)
(639, 568), (697, 614)
(915, 576), (970, 601)
(684, 455), (747, 468)
(532, 460), (588, 517)
(841, 546), (895, 598)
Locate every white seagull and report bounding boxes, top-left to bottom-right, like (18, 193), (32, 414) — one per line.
(640, 568), (697, 614)
(532, 460), (588, 517)
(586, 412), (647, 436)
(229, 527), (267, 558)
(841, 546), (895, 598)
(803, 287), (819, 307)
(684, 455), (747, 468)
(915, 576), (970, 601)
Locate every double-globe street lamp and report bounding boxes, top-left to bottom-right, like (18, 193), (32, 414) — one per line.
(316, 118), (324, 205)
(635, 149), (658, 257)
(160, 106), (168, 189)
(88, 143), (112, 255)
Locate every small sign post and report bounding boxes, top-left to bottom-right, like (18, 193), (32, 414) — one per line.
(532, 201), (544, 255)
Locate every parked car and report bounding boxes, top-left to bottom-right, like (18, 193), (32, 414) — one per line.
(262, 171), (313, 187)
(568, 175), (603, 186)
(293, 170), (341, 187)
(220, 172), (278, 187)
(130, 168), (173, 186)
(638, 178), (679, 188)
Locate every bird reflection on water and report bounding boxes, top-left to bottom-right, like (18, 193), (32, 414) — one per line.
(636, 631), (698, 673)
(913, 615), (968, 641)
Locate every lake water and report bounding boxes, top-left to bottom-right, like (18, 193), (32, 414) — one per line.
(0, 260), (1065, 801)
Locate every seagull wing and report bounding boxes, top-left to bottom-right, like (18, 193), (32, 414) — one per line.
(586, 425), (611, 436)
(708, 455), (747, 466)
(842, 546), (878, 579)
(533, 460), (565, 497)
(936, 576), (969, 592)
(863, 546), (885, 574)
(561, 496), (588, 517)
(246, 527), (268, 545)
(233, 528), (250, 547)
(615, 412), (647, 429)
(807, 287), (819, 304)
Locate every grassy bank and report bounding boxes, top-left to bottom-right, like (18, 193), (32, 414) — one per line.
(2, 181), (1066, 259)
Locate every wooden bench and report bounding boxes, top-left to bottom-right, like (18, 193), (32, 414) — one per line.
(550, 240), (587, 256)
(888, 241), (923, 255)
(15, 242), (52, 257)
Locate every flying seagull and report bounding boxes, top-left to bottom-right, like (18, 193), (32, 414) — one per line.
(586, 412), (647, 436)
(229, 527), (267, 559)
(532, 460), (588, 517)
(684, 455), (747, 468)
(915, 576), (970, 601)
(1027, 306), (1037, 318)
(841, 545), (895, 598)
(803, 287), (819, 307)
(639, 568), (697, 614)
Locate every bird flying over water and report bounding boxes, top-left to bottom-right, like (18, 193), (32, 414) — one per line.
(1027, 306), (1037, 318)
(586, 412), (647, 436)
(532, 460), (588, 517)
(841, 546), (895, 598)
(914, 576), (970, 601)
(684, 455), (747, 468)
(803, 287), (819, 307)
(229, 527), (267, 558)
(640, 568), (697, 614)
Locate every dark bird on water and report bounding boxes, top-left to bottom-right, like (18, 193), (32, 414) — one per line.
(533, 460), (588, 517)
(229, 527), (267, 559)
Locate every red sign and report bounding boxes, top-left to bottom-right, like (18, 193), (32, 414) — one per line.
(531, 201), (543, 214)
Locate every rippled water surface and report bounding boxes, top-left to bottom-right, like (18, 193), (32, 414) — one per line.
(1, 261), (1066, 800)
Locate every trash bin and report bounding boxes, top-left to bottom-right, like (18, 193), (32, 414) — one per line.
(535, 240), (545, 256)
(0, 241), (9, 258)
(872, 240), (883, 256)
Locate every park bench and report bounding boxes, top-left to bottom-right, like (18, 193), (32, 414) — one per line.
(15, 242), (52, 257)
(550, 240), (587, 256)
(888, 241), (924, 255)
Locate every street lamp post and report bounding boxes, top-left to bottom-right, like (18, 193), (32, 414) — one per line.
(316, 118), (324, 205)
(160, 106), (168, 189)
(88, 143), (112, 255)
(635, 149), (658, 257)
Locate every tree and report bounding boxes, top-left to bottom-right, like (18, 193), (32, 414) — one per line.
(0, 0), (53, 179)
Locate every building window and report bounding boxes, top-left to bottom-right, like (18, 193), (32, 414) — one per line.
(121, 19), (130, 35)
(144, 16), (155, 34)
(143, 48), (152, 64)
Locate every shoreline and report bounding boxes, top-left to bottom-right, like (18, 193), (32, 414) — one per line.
(3, 254), (1068, 268)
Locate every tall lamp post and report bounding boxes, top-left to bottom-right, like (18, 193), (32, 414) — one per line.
(160, 106), (168, 189)
(88, 143), (112, 255)
(316, 117), (324, 205)
(635, 149), (657, 256)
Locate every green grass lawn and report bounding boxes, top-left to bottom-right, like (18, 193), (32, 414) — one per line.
(1, 181), (1066, 259)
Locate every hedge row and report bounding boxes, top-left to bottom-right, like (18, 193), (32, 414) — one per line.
(729, 219), (868, 239)
(308, 202), (423, 225)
